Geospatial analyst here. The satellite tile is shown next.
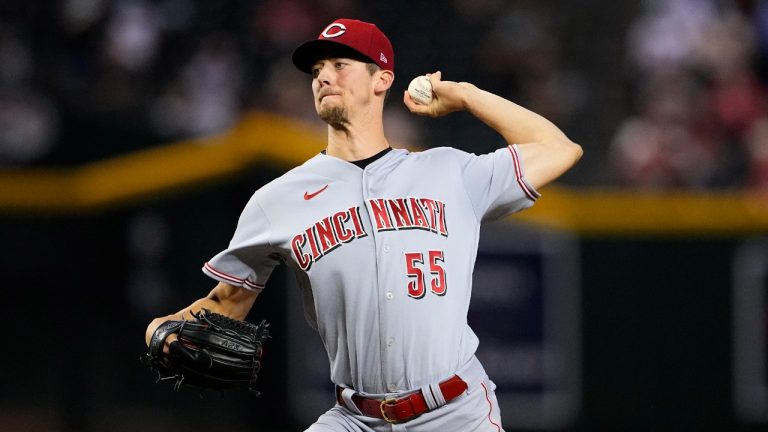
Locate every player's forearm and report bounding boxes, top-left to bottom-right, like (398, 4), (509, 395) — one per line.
(462, 84), (573, 147)
(172, 283), (259, 322)
(145, 282), (259, 346)
(201, 282), (259, 320)
(461, 84), (583, 187)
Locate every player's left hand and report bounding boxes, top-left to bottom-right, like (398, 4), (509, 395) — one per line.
(141, 309), (270, 393)
(403, 71), (475, 117)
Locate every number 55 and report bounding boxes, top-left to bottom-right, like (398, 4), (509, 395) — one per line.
(404, 250), (447, 299)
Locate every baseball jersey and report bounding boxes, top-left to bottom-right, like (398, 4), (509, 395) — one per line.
(203, 145), (539, 395)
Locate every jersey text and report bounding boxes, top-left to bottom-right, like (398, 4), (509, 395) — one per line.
(291, 206), (367, 271)
(367, 197), (448, 236)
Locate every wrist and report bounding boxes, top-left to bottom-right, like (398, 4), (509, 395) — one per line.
(457, 82), (477, 111)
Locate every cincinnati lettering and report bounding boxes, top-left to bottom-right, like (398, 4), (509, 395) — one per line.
(291, 206), (367, 271)
(291, 198), (448, 271)
(367, 197), (447, 235)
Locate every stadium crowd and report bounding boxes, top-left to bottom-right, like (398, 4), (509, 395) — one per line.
(0, 0), (766, 190)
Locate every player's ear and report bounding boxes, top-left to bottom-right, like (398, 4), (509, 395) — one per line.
(374, 70), (394, 94)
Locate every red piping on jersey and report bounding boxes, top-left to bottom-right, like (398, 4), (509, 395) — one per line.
(481, 382), (502, 432)
(507, 145), (539, 202)
(203, 262), (264, 290)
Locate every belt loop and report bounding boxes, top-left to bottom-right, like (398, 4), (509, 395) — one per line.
(429, 382), (447, 406)
(340, 388), (363, 415)
(420, 385), (438, 410)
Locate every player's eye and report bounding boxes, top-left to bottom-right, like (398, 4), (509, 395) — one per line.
(335, 62), (346, 69)
(311, 67), (321, 78)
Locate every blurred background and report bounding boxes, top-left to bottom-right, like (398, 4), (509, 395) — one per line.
(1, 0), (768, 431)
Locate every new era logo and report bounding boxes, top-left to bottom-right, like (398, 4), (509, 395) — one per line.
(380, 53), (388, 64)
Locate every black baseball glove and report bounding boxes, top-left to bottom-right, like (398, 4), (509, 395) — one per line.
(141, 309), (269, 394)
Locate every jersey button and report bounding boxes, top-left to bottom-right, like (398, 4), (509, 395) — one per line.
(386, 338), (394, 347)
(386, 292), (393, 300)
(388, 384), (397, 392)
(383, 244), (390, 253)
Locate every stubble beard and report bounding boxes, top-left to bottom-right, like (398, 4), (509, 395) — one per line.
(318, 106), (350, 131)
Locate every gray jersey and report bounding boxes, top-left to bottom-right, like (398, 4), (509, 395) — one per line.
(203, 145), (539, 395)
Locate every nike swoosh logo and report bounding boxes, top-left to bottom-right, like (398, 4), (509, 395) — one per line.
(304, 184), (329, 200)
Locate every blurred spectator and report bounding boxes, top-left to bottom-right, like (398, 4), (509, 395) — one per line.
(253, 0), (316, 51)
(611, 0), (768, 190)
(0, 24), (59, 165)
(609, 71), (720, 188)
(103, 1), (161, 72)
(62, 0), (108, 35)
(746, 116), (768, 190)
(473, 2), (586, 142)
(150, 34), (244, 138)
(627, 0), (720, 75)
(701, 10), (764, 138)
(0, 89), (59, 165)
(260, 56), (318, 126)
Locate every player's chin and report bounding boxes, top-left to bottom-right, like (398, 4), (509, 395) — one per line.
(318, 105), (350, 129)
(317, 102), (343, 117)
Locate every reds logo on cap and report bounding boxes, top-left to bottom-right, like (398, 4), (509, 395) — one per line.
(291, 18), (395, 74)
(321, 23), (346, 38)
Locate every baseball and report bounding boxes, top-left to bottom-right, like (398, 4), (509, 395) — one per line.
(408, 75), (433, 105)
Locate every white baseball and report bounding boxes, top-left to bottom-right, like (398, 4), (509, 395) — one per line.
(407, 75), (433, 105)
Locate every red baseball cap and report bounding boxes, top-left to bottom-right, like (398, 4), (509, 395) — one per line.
(292, 18), (394, 74)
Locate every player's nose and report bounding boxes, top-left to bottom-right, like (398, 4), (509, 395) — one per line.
(315, 63), (334, 86)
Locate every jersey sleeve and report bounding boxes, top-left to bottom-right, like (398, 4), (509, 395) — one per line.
(459, 144), (540, 222)
(202, 194), (281, 292)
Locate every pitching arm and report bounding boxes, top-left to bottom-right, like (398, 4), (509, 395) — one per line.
(403, 72), (583, 190)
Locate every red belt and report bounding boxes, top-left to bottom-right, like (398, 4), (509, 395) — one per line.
(335, 375), (468, 424)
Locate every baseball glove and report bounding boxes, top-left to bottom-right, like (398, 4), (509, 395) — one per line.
(141, 309), (269, 394)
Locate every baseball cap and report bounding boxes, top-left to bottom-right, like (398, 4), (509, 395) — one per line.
(292, 18), (394, 74)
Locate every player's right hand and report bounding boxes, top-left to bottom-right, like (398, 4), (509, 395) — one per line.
(403, 71), (475, 118)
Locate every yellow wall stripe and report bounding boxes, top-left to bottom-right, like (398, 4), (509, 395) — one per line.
(0, 113), (323, 211)
(516, 187), (768, 235)
(1, 111), (767, 235)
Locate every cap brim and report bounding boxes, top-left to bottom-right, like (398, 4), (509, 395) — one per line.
(291, 40), (375, 74)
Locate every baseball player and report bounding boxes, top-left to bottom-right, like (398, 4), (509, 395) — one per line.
(146, 18), (582, 431)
